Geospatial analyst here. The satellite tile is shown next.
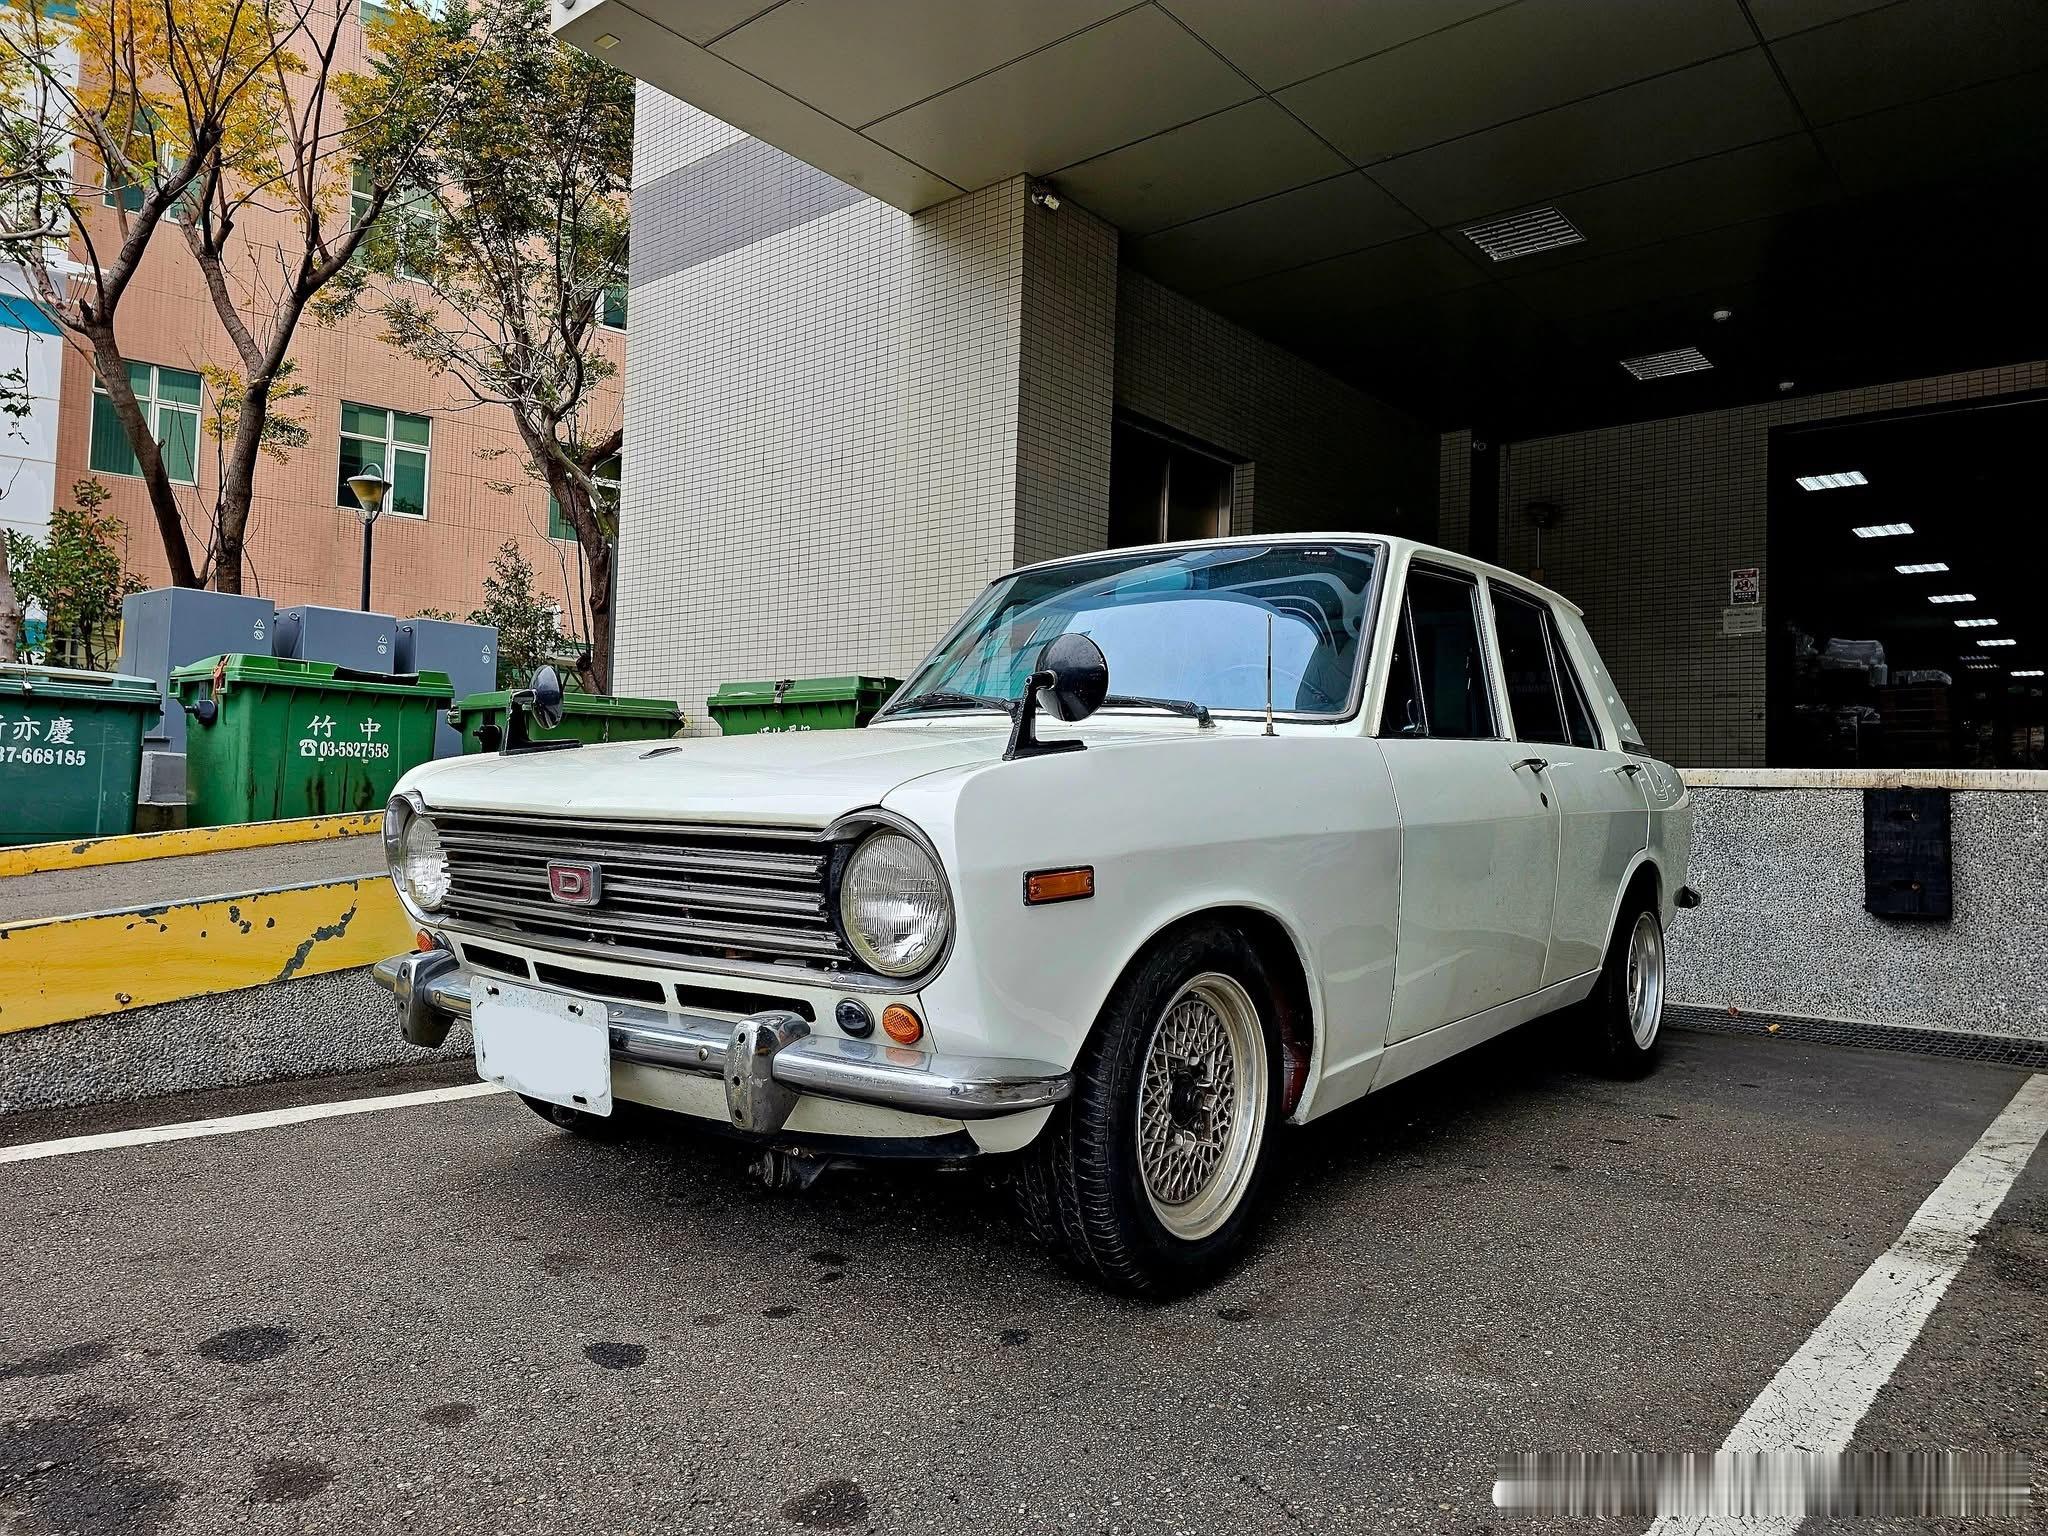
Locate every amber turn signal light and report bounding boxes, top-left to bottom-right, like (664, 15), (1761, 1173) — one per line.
(880, 1004), (923, 1045)
(1023, 866), (1094, 905)
(414, 930), (437, 952)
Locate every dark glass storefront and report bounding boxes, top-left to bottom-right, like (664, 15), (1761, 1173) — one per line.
(1768, 396), (2047, 769)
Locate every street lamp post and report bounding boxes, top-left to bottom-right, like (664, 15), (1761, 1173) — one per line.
(346, 466), (392, 612)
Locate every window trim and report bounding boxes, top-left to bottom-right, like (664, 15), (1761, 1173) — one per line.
(881, 538), (1389, 727)
(90, 362), (201, 486)
(1542, 604), (1603, 750)
(1374, 560), (1502, 742)
(337, 402), (432, 521)
(1488, 582), (1575, 747)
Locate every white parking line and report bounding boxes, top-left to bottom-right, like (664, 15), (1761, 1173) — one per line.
(1645, 1071), (2048, 1534)
(0, 1082), (505, 1165)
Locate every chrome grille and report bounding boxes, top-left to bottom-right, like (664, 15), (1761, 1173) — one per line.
(433, 810), (849, 970)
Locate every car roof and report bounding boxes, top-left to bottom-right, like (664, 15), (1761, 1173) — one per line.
(1002, 533), (1586, 617)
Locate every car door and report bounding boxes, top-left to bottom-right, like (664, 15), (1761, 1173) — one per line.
(1379, 562), (1559, 1042)
(1486, 582), (1650, 987)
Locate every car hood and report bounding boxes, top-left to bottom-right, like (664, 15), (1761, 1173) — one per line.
(401, 723), (1020, 828)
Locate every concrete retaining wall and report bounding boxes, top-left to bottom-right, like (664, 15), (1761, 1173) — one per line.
(1669, 785), (2047, 1040)
(0, 967), (468, 1116)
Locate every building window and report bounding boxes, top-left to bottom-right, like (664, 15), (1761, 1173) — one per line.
(350, 166), (437, 282)
(359, 0), (392, 28)
(90, 362), (200, 484)
(1768, 396), (2046, 769)
(338, 402), (430, 519)
(99, 107), (190, 220)
(601, 279), (627, 330)
(1108, 417), (1234, 548)
(548, 452), (620, 540)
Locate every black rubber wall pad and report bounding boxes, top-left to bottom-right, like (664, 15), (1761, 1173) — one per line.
(1667, 1004), (2048, 1071)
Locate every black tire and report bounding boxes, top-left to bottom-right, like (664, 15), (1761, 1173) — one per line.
(518, 1093), (640, 1138)
(1018, 920), (1282, 1297)
(1583, 887), (1666, 1079)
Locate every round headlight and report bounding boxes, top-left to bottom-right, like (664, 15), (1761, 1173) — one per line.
(839, 831), (950, 978)
(398, 812), (451, 911)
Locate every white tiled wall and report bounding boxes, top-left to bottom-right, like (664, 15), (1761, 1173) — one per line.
(1115, 271), (1437, 540)
(617, 94), (1120, 723)
(1439, 361), (2048, 765)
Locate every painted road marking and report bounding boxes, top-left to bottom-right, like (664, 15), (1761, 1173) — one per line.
(1644, 1071), (2048, 1534)
(0, 1082), (505, 1165)
(0, 877), (414, 1034)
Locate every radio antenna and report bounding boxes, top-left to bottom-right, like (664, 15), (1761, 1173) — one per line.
(1263, 613), (1276, 736)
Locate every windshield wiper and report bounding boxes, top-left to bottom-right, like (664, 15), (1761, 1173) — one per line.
(1103, 694), (1214, 728)
(886, 689), (1016, 717)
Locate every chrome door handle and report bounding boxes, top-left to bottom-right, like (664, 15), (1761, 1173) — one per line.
(1614, 761), (1644, 777)
(1510, 756), (1549, 773)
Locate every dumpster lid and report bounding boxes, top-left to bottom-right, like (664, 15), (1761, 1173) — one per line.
(709, 675), (900, 707)
(0, 662), (160, 702)
(170, 653), (454, 696)
(451, 690), (683, 721)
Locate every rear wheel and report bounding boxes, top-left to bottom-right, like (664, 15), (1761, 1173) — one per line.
(1019, 921), (1281, 1296)
(1584, 892), (1666, 1077)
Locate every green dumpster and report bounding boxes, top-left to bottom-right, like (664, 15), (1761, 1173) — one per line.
(0, 664), (159, 847)
(707, 676), (901, 735)
(448, 690), (683, 753)
(171, 654), (452, 827)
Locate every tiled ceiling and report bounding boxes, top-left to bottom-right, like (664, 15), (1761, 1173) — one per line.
(565, 0), (2048, 435)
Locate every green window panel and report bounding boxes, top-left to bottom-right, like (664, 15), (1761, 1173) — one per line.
(602, 280), (627, 330)
(547, 453), (620, 541)
(89, 363), (201, 484)
(339, 400), (431, 519)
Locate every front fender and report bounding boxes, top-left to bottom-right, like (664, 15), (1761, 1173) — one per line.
(887, 733), (1401, 1114)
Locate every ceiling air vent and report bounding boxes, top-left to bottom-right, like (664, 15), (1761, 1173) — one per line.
(1620, 346), (1712, 381)
(1460, 206), (1584, 261)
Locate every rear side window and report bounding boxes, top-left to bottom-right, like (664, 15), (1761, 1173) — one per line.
(1491, 587), (1567, 744)
(1547, 610), (1602, 749)
(1380, 566), (1496, 739)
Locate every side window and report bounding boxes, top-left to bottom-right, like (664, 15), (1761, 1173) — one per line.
(1491, 587), (1567, 744)
(1546, 609), (1601, 749)
(1379, 566), (1496, 739)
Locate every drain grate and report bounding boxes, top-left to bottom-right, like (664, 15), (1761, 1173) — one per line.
(1668, 1005), (2048, 1070)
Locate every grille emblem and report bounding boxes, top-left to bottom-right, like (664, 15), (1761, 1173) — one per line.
(547, 861), (602, 905)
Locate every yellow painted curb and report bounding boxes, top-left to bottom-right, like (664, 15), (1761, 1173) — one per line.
(0, 877), (415, 1035)
(0, 813), (381, 878)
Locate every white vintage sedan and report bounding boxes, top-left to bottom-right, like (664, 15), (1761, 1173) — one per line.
(376, 534), (1692, 1293)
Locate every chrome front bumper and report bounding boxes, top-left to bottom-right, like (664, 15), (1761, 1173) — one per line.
(372, 950), (1072, 1135)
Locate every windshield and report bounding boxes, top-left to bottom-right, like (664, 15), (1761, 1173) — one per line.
(886, 542), (1382, 718)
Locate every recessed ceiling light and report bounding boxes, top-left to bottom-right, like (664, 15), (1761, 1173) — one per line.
(1954, 617), (1999, 628)
(2015, 670), (2045, 678)
(1621, 346), (1712, 380)
(1982, 638), (2017, 647)
(1927, 593), (1977, 604)
(1895, 562), (1949, 574)
(1461, 207), (1585, 261)
(1852, 523), (1913, 538)
(1796, 471), (1868, 491)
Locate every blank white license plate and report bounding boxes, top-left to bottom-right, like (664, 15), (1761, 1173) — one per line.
(473, 980), (612, 1116)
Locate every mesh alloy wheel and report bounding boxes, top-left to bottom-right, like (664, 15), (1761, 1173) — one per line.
(1135, 972), (1269, 1241)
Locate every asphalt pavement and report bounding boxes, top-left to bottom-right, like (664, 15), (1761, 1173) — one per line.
(1, 1021), (2041, 1535)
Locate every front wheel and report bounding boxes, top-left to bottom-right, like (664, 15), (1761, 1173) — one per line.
(1018, 922), (1281, 1296)
(1584, 895), (1666, 1077)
